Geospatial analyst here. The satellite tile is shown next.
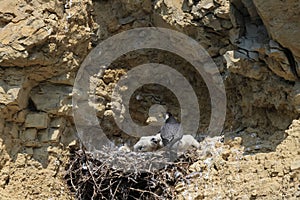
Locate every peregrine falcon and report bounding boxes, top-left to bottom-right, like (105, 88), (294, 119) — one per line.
(159, 112), (183, 149)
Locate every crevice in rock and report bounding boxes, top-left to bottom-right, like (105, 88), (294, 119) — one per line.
(27, 97), (38, 112)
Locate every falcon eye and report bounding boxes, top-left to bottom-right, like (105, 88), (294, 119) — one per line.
(151, 137), (158, 144)
(138, 146), (144, 151)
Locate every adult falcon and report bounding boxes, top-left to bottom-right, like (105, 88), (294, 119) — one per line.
(159, 112), (183, 149)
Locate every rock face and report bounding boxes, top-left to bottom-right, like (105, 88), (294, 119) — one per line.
(0, 0), (299, 199)
(253, 0), (300, 64)
(0, 0), (94, 199)
(222, 0), (300, 82)
(177, 120), (300, 199)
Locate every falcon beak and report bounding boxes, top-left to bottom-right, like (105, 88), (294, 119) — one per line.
(164, 113), (170, 120)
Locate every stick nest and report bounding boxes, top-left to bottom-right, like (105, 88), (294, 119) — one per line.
(65, 146), (202, 199)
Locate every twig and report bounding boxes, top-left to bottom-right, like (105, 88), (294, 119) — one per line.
(129, 187), (161, 199)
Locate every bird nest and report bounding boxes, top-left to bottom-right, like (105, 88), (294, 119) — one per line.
(64, 146), (202, 199)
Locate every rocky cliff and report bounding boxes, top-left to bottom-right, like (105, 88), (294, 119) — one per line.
(0, 0), (299, 199)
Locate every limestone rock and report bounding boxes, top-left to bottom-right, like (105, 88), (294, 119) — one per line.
(50, 118), (67, 128)
(22, 128), (37, 141)
(38, 129), (49, 143)
(263, 40), (297, 81)
(48, 128), (61, 143)
(25, 113), (49, 129)
(29, 83), (72, 114)
(253, 0), (300, 61)
(223, 50), (268, 80)
(290, 160), (300, 171)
